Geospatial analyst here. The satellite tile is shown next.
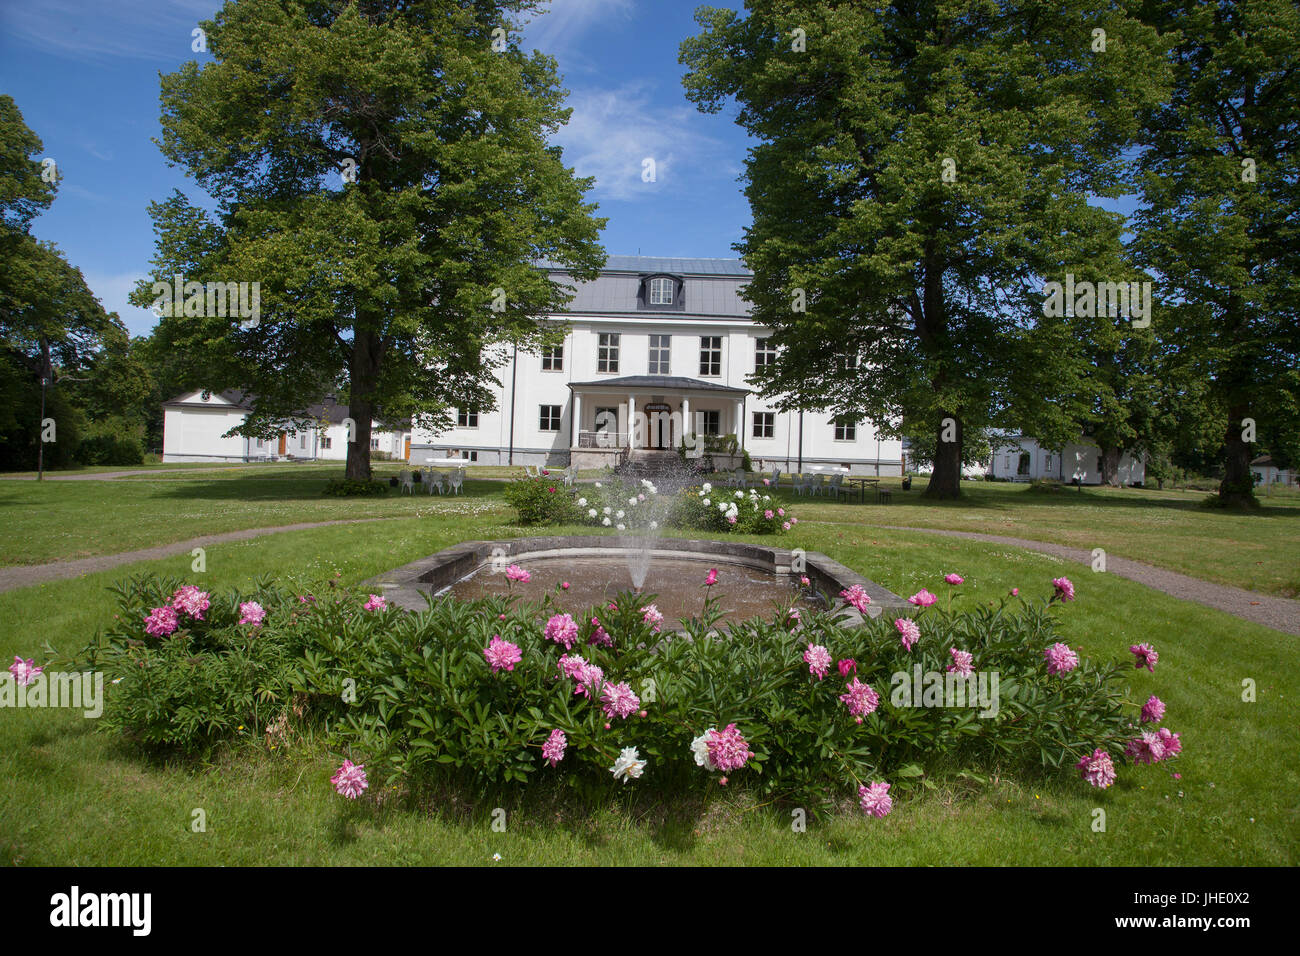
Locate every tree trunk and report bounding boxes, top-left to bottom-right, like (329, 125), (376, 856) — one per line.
(1217, 402), (1257, 506)
(1099, 446), (1121, 487)
(345, 326), (382, 481)
(924, 414), (962, 499)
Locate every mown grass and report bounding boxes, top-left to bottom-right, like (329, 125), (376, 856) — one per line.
(1, 512), (1295, 866)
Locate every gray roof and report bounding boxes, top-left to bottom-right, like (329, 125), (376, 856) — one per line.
(164, 390), (409, 428)
(568, 375), (749, 395)
(539, 255), (752, 318)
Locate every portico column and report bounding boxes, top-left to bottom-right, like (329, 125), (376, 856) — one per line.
(628, 395), (636, 449)
(735, 400), (744, 440)
(571, 392), (582, 448)
(681, 396), (690, 448)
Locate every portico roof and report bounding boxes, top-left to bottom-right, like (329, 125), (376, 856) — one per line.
(566, 375), (749, 396)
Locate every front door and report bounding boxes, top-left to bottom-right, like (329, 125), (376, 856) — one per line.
(278, 432), (287, 456)
(644, 403), (672, 449)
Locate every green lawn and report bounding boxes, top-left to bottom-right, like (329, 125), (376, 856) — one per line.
(1, 498), (1296, 865)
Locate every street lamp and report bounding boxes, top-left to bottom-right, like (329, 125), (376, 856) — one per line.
(36, 364), (88, 483)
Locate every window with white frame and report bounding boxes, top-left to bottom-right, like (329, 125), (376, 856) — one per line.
(541, 344), (563, 371)
(753, 411), (775, 439)
(834, 418), (857, 441)
(321, 435), (332, 450)
(539, 405), (562, 431)
(755, 337), (776, 370)
(370, 437), (381, 450)
(700, 409), (721, 436)
(649, 277), (674, 305)
(457, 410), (479, 428)
(598, 333), (620, 373)
(648, 334), (671, 374)
(699, 336), (722, 376)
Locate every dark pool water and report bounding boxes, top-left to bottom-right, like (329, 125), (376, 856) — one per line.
(446, 555), (808, 625)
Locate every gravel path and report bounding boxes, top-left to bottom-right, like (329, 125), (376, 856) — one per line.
(865, 524), (1299, 636)
(0, 518), (393, 593)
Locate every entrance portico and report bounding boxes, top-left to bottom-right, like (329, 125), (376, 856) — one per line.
(567, 375), (749, 466)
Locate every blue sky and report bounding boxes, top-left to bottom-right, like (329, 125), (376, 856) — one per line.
(0, 0), (754, 336)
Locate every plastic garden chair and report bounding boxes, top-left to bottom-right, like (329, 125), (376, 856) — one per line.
(449, 468), (465, 495)
(399, 470), (414, 494)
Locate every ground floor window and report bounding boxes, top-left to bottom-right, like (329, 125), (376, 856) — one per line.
(540, 405), (562, 431)
(321, 435), (332, 450)
(753, 411), (774, 439)
(700, 409), (721, 436)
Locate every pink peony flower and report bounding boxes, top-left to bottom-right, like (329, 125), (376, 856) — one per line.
(858, 781), (892, 818)
(587, 618), (613, 648)
(704, 568), (718, 587)
(331, 759), (368, 799)
(575, 663), (604, 698)
(1052, 577), (1076, 601)
(541, 728), (567, 766)
(601, 682), (641, 721)
(840, 677), (880, 718)
(484, 636), (522, 673)
(908, 589), (937, 608)
(764, 509), (774, 520)
(171, 585), (211, 620)
(837, 658), (857, 677)
(544, 613), (579, 649)
(726, 515), (737, 525)
(642, 605), (664, 632)
(839, 584), (871, 613)
(947, 648), (974, 676)
(239, 601), (266, 628)
(1043, 642), (1079, 675)
(790, 517), (798, 525)
(895, 618), (921, 651)
(1140, 695), (1165, 724)
(1155, 727), (1182, 759)
(1125, 729), (1167, 765)
(705, 723), (752, 772)
(561, 581), (570, 590)
(557, 653), (589, 682)
(9, 656), (42, 686)
(144, 605), (179, 638)
(1129, 643), (1159, 672)
(782, 521), (791, 531)
(505, 564), (531, 584)
(799, 575), (811, 587)
(1077, 748), (1117, 789)
(803, 643), (832, 680)
(1011, 587), (1019, 596)
(777, 508), (785, 517)
(944, 573), (964, 586)
(363, 593), (386, 612)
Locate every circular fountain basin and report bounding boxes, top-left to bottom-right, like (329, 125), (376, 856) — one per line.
(449, 554), (800, 625)
(364, 535), (905, 624)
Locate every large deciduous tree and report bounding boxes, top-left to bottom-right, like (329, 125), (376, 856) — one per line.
(138, 0), (605, 479)
(681, 1), (1168, 497)
(1133, 0), (1300, 505)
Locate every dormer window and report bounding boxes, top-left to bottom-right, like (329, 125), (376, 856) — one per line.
(638, 274), (684, 311)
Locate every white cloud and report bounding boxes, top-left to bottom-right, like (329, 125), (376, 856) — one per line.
(1, 0), (218, 63)
(553, 83), (726, 202)
(522, 0), (635, 62)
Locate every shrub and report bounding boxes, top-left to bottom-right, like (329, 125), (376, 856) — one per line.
(75, 435), (146, 466)
(502, 476), (581, 524)
(76, 572), (1175, 817)
(323, 477), (389, 496)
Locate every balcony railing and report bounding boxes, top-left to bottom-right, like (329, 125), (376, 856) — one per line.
(577, 430), (629, 448)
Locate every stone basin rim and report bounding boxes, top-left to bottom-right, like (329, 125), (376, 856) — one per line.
(363, 534), (906, 621)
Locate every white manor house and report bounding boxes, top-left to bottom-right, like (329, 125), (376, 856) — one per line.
(412, 256), (903, 475)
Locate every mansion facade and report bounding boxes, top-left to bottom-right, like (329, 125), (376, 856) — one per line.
(411, 256), (904, 475)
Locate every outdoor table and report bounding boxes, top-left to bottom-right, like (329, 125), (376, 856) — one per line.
(845, 476), (880, 503)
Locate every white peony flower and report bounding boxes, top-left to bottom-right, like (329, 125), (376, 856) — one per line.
(616, 510), (625, 519)
(628, 497), (638, 506)
(616, 523), (626, 531)
(602, 517), (611, 526)
(595, 482), (602, 488)
(702, 498), (711, 506)
(691, 730), (718, 770)
(588, 509), (598, 518)
(578, 497), (587, 506)
(649, 521), (658, 530)
(701, 482), (712, 493)
(735, 491), (744, 499)
(603, 506), (611, 515)
(611, 747), (646, 782)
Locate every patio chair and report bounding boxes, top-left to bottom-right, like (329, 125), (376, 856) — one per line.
(398, 470), (415, 495)
(812, 474), (827, 497)
(769, 466), (782, 488)
(524, 464), (540, 479)
(449, 468), (465, 495)
(562, 464), (576, 489)
(828, 473), (845, 499)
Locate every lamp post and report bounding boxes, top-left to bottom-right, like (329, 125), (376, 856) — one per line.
(36, 357), (88, 482)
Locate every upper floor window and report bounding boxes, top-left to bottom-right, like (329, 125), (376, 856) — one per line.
(755, 337), (776, 370)
(699, 336), (722, 376)
(598, 333), (620, 373)
(834, 418), (857, 442)
(541, 344), (563, 371)
(649, 277), (674, 305)
(640, 274), (682, 310)
(457, 410), (479, 428)
(648, 334), (671, 374)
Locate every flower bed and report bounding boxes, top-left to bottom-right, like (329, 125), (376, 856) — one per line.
(59, 571), (1180, 818)
(504, 475), (796, 535)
